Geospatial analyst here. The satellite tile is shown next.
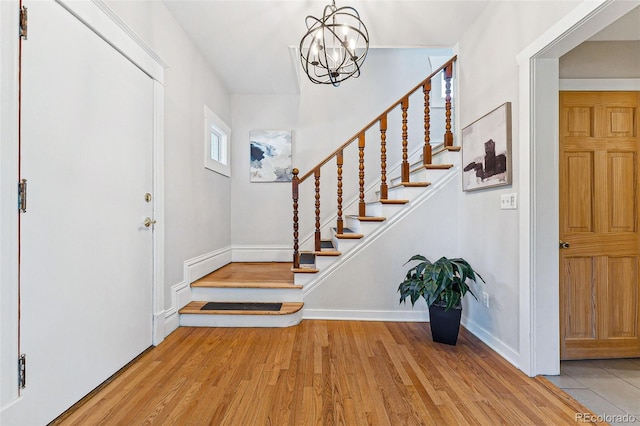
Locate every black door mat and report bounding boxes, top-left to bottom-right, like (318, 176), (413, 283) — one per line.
(201, 302), (282, 311)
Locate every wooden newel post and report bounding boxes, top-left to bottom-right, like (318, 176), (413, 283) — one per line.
(423, 80), (432, 165)
(379, 115), (388, 200)
(292, 168), (300, 269)
(401, 97), (410, 182)
(336, 150), (344, 234)
(314, 168), (321, 252)
(443, 63), (454, 147)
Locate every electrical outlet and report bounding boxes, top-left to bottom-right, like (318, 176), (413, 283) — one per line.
(482, 291), (490, 308)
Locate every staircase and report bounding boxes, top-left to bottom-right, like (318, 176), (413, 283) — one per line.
(179, 262), (304, 327)
(179, 56), (458, 327)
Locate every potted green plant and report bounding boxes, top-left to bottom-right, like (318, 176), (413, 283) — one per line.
(398, 255), (485, 345)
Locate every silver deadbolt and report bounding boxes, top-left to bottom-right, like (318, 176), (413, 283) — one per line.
(559, 240), (570, 249)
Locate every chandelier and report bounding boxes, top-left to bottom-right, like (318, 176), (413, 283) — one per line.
(299, 0), (369, 87)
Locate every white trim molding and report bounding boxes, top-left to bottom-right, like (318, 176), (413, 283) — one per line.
(58, 0), (167, 82)
(164, 247), (233, 336)
(231, 245), (292, 262)
(152, 81), (166, 346)
(303, 309), (430, 322)
(559, 78), (640, 91)
(461, 316), (520, 371)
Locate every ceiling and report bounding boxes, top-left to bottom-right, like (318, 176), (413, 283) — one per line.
(162, 1), (640, 95)
(162, 0), (491, 94)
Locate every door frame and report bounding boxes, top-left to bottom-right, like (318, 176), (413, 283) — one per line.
(0, 0), (167, 411)
(516, 0), (640, 376)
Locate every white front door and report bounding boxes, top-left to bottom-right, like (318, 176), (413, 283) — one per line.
(14, 1), (154, 423)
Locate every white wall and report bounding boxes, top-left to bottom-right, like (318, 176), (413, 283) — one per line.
(454, 1), (582, 361)
(303, 169), (461, 320)
(230, 48), (451, 250)
(104, 1), (232, 310)
(560, 40), (640, 78)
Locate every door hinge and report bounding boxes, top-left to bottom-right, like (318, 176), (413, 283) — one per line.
(18, 354), (26, 389)
(19, 6), (28, 40)
(18, 179), (27, 213)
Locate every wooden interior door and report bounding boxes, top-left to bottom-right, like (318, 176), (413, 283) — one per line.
(560, 91), (640, 360)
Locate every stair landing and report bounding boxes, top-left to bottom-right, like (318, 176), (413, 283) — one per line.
(180, 262), (304, 328)
(191, 261), (301, 288)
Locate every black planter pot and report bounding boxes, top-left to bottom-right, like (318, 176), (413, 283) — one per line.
(428, 304), (462, 345)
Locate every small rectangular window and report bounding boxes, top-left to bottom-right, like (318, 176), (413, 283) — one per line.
(204, 106), (230, 176)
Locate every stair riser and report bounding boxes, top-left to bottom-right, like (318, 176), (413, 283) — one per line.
(331, 236), (361, 253)
(345, 217), (381, 234)
(366, 203), (406, 218)
(191, 287), (302, 303)
(439, 150), (460, 165)
(315, 255), (338, 270)
(386, 186), (426, 201)
(294, 272), (316, 286)
(180, 311), (303, 328)
(407, 168), (449, 185)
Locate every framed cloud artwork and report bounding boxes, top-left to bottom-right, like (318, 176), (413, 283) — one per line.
(249, 129), (293, 182)
(461, 102), (512, 191)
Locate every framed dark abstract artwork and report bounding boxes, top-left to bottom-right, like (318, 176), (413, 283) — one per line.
(461, 102), (512, 191)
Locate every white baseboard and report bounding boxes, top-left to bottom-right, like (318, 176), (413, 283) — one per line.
(231, 245), (291, 262)
(163, 246), (232, 337)
(303, 309), (430, 322)
(187, 247), (233, 283)
(462, 315), (520, 370)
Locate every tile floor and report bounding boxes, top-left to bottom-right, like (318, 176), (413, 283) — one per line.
(544, 358), (640, 425)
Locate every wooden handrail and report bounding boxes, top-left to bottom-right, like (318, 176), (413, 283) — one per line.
(292, 55), (457, 267)
(297, 55), (457, 183)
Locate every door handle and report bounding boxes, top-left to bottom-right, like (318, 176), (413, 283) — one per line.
(559, 240), (570, 249)
(144, 217), (156, 228)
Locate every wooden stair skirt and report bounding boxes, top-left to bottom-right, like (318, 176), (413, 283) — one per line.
(179, 262), (304, 328)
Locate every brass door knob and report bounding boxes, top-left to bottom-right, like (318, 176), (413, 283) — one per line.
(559, 240), (570, 249)
(144, 217), (157, 228)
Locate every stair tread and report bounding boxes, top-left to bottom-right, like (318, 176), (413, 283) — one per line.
(390, 182), (431, 189)
(345, 215), (386, 222)
(192, 280), (302, 289)
(192, 262), (295, 289)
(180, 301), (303, 316)
(410, 164), (454, 174)
(335, 232), (364, 239)
(301, 249), (341, 257)
(376, 199), (409, 205)
(314, 250), (341, 256)
(291, 267), (319, 273)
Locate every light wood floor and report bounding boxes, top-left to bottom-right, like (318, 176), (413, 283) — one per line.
(53, 322), (598, 425)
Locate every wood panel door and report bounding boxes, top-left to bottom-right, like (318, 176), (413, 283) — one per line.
(560, 91), (640, 360)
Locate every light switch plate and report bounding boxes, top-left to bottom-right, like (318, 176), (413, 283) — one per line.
(500, 193), (517, 210)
